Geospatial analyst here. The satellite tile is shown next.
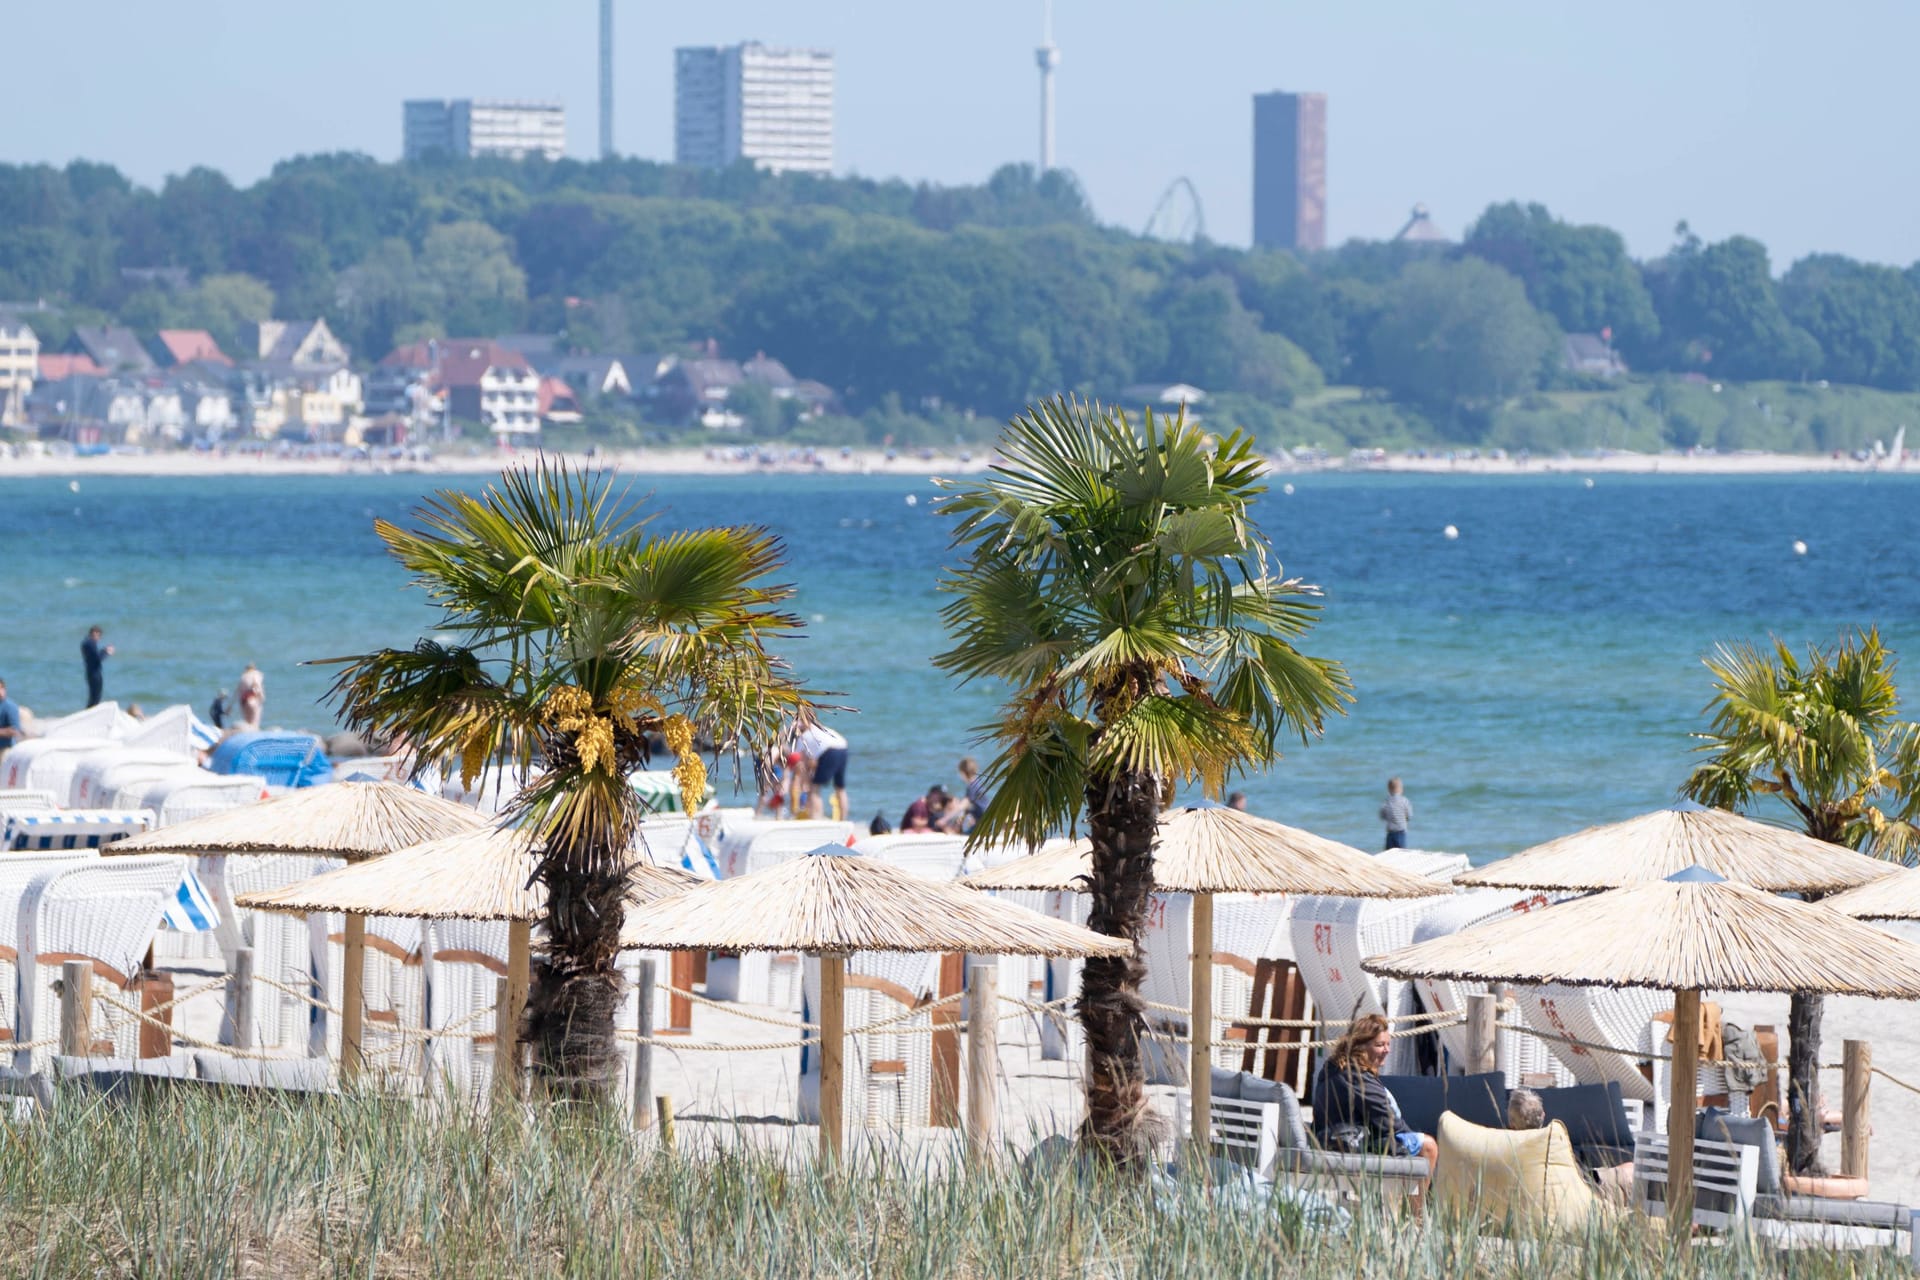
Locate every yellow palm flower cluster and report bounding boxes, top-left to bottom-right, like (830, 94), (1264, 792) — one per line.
(545, 684), (618, 776)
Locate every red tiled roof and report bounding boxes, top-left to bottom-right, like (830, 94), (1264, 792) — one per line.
(537, 375), (579, 416)
(39, 353), (103, 379)
(156, 329), (232, 367)
(380, 339), (531, 387)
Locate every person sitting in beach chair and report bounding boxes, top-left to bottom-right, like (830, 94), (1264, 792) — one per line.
(1311, 1013), (1438, 1174)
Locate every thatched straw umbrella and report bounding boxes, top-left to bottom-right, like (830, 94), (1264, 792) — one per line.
(1823, 867), (1920, 921)
(962, 803), (1449, 1147)
(109, 781), (486, 1074)
(1454, 805), (1898, 892)
(1365, 869), (1920, 1241)
(239, 826), (698, 1078)
(618, 846), (1132, 1161)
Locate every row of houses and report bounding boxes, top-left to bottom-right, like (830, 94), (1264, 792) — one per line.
(0, 310), (843, 444)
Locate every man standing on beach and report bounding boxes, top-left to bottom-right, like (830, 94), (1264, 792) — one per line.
(80, 626), (113, 708)
(797, 718), (849, 821)
(1380, 777), (1412, 850)
(0, 678), (23, 755)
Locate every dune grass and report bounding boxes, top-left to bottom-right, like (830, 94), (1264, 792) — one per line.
(0, 1085), (1909, 1278)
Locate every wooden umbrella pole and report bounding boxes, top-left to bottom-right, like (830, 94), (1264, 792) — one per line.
(819, 953), (846, 1165)
(504, 919), (532, 1085)
(1668, 987), (1701, 1244)
(1189, 891), (1214, 1152)
(342, 913), (367, 1080)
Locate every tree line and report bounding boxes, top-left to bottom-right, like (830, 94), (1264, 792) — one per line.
(5, 153), (1920, 436)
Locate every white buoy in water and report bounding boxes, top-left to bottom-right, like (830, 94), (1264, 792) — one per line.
(1793, 539), (1808, 556)
(1282, 483), (1295, 496)
(1583, 477), (1595, 489)
(1443, 525), (1459, 540)
(905, 494), (918, 507)
(68, 480), (79, 493)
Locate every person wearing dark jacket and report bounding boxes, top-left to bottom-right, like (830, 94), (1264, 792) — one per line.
(1310, 1012), (1438, 1173)
(81, 626), (113, 708)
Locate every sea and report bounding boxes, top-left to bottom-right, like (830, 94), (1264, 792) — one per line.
(5, 468), (1917, 859)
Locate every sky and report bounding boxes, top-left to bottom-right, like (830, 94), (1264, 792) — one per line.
(11, 0), (1920, 267)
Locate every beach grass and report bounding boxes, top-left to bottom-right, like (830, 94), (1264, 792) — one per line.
(0, 1086), (1910, 1278)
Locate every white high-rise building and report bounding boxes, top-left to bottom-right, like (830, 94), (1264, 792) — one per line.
(403, 100), (566, 162)
(674, 43), (833, 175)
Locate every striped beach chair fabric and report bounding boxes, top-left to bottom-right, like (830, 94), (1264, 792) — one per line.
(3, 809), (156, 851)
(160, 867), (222, 932)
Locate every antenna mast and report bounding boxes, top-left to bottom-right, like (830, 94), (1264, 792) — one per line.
(1035, 0), (1060, 171)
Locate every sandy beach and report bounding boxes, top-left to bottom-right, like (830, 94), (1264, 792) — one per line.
(0, 444), (1909, 481)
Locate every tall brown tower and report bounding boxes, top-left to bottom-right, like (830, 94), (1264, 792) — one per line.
(1252, 91), (1326, 252)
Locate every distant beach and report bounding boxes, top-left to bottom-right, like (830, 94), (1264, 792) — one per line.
(0, 444), (1907, 480)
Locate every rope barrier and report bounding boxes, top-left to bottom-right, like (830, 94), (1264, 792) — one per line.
(1140, 999), (1460, 1031)
(660, 985), (818, 1030)
(1867, 1066), (1920, 1099)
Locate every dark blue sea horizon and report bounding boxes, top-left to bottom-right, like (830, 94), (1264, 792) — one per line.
(5, 469), (1916, 859)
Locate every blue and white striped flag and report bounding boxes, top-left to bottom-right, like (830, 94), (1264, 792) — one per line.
(160, 866), (221, 932)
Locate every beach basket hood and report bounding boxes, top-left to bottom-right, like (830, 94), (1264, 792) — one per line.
(235, 824), (700, 921)
(109, 780), (484, 861)
(1365, 877), (1920, 998)
(619, 845), (1133, 957)
(1823, 866), (1920, 921)
(1454, 806), (1899, 894)
(961, 804), (1450, 898)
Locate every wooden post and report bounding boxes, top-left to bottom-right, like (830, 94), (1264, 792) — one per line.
(1841, 1039), (1871, 1180)
(341, 913), (367, 1079)
(231, 947), (255, 1053)
(965, 961), (999, 1161)
(655, 1094), (675, 1149)
(668, 951), (695, 1033)
(1492, 985), (1512, 1080)
(135, 970), (174, 1059)
(1466, 992), (1497, 1076)
(819, 953), (845, 1164)
(504, 920), (531, 1085)
(632, 957), (656, 1130)
(1189, 891), (1214, 1151)
(929, 952), (964, 1127)
(59, 959), (94, 1058)
(1668, 988), (1701, 1244)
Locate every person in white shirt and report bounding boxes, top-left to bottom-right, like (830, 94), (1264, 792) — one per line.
(797, 720), (850, 821)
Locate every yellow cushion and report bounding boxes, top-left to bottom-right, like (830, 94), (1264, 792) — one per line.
(1431, 1111), (1605, 1233)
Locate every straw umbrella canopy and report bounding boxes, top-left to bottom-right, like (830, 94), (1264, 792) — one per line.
(619, 847), (1131, 1161)
(964, 803), (1450, 1146)
(238, 826), (699, 1078)
(109, 781), (486, 1075)
(1823, 867), (1920, 921)
(1365, 870), (1920, 1240)
(110, 781), (485, 861)
(1453, 806), (1899, 893)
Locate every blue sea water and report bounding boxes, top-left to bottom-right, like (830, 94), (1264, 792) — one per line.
(3, 469), (1917, 858)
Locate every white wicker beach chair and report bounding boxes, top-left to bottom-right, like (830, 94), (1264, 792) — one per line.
(851, 833), (969, 881)
(799, 950), (944, 1130)
(318, 915), (429, 1075)
(1511, 984), (1669, 1104)
(70, 748), (197, 808)
(1040, 890), (1092, 1061)
(123, 705), (220, 756)
(128, 773), (267, 825)
(1290, 850), (1469, 1075)
(30, 703), (131, 741)
(330, 755), (408, 784)
(634, 817), (720, 879)
(1407, 889), (1573, 1087)
(0, 737), (115, 792)
(0, 789), (61, 817)
(421, 917), (510, 1095)
(714, 820), (855, 880)
(0, 852), (98, 1056)
(2, 809), (156, 852)
(14, 855), (191, 1071)
(198, 854), (343, 1051)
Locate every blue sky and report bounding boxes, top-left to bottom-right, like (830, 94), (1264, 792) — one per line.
(13, 0), (1918, 266)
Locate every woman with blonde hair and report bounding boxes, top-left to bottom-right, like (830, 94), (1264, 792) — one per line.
(1310, 1012), (1438, 1171)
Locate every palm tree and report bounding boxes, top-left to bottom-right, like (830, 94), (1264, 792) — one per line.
(936, 398), (1351, 1166)
(325, 463), (809, 1097)
(1683, 628), (1920, 1174)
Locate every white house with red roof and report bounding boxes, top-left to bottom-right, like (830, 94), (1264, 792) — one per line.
(382, 338), (540, 440)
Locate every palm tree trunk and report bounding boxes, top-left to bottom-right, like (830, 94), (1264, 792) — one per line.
(1076, 764), (1161, 1169)
(528, 845), (628, 1100)
(1785, 991), (1826, 1176)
